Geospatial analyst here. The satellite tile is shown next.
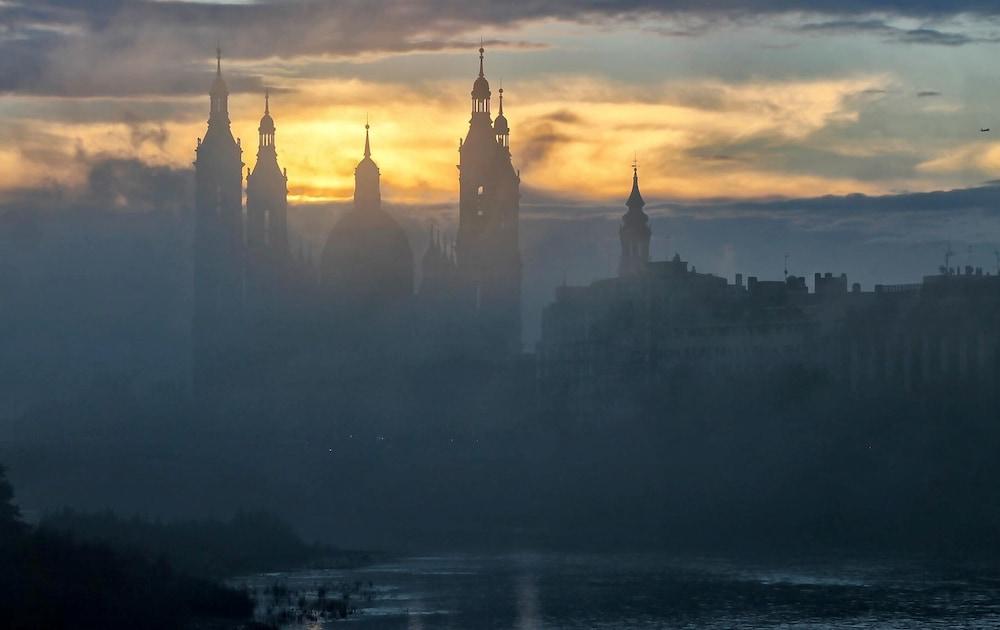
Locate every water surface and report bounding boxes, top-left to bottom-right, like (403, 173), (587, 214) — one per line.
(234, 552), (1000, 628)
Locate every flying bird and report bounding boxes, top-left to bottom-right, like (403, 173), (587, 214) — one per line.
(981, 128), (991, 133)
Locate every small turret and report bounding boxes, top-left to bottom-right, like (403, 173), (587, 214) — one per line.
(471, 45), (491, 116)
(494, 82), (509, 149)
(258, 90), (275, 149)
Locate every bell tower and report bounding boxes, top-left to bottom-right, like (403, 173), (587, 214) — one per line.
(193, 48), (245, 392)
(455, 46), (522, 356)
(619, 160), (651, 277)
(246, 90), (289, 319)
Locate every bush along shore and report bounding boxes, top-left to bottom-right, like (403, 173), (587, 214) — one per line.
(40, 508), (374, 579)
(1, 464), (376, 629)
(235, 579), (378, 627)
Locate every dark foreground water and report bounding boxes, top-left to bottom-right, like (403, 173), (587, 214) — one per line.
(233, 552), (1000, 628)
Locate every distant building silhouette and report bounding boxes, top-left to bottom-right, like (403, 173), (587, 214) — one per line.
(538, 168), (1000, 405)
(183, 46), (529, 392)
(320, 124), (414, 315)
(193, 49), (244, 392)
(453, 46), (522, 356)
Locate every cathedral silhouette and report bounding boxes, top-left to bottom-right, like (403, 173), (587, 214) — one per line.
(192, 47), (522, 391)
(190, 44), (1000, 403)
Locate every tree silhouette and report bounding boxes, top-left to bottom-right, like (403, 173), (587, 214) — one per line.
(0, 463), (22, 534)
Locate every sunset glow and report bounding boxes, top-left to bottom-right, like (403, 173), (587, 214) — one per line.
(5, 9), (1000, 215)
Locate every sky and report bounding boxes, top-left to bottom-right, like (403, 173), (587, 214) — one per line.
(6, 0), (1000, 341)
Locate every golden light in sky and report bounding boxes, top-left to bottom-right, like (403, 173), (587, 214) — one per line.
(5, 11), (1000, 218)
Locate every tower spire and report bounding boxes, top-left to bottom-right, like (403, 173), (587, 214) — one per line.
(498, 80), (504, 115)
(627, 155), (644, 210)
(620, 157), (651, 277)
(364, 119), (371, 158)
(479, 40), (485, 78)
(264, 89), (269, 115)
(209, 46), (230, 121)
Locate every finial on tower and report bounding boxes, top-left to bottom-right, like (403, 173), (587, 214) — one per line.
(216, 46), (222, 75)
(498, 80), (504, 114)
(363, 119), (371, 158)
(479, 40), (485, 78)
(264, 89), (269, 114)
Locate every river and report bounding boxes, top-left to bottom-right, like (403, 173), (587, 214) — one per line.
(232, 552), (1000, 628)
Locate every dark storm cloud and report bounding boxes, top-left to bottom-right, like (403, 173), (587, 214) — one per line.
(680, 139), (921, 181)
(2, 0), (998, 98)
(521, 182), (1000, 238)
(797, 19), (993, 46)
(518, 125), (574, 171)
(650, 183), (1000, 228)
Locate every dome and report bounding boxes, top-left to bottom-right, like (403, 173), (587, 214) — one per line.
(356, 155), (378, 178)
(471, 46), (490, 100)
(321, 208), (414, 310)
(259, 91), (274, 132)
(259, 112), (274, 133)
(493, 112), (508, 135)
(472, 75), (490, 100)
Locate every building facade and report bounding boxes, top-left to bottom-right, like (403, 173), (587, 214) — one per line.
(537, 169), (1000, 402)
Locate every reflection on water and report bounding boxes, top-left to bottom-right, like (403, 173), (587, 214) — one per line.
(232, 552), (1000, 629)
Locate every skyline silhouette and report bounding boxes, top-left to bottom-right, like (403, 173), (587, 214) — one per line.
(7, 6), (1000, 627)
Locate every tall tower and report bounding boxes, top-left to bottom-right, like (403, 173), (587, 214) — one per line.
(193, 48), (244, 391)
(618, 161), (650, 277)
(246, 90), (289, 314)
(455, 46), (522, 356)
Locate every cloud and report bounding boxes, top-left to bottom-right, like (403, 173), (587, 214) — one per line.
(916, 142), (1000, 177)
(0, 156), (192, 215)
(797, 19), (993, 46)
(653, 182), (1000, 220)
(1, 1), (997, 99)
